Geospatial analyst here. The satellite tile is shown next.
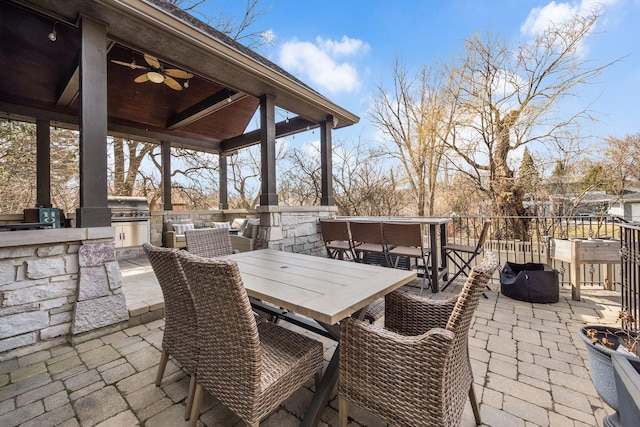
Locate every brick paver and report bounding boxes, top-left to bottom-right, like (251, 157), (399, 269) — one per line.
(0, 274), (623, 426)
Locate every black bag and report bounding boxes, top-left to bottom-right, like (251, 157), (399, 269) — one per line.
(500, 262), (559, 303)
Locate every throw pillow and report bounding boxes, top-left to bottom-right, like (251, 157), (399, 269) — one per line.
(173, 223), (195, 235)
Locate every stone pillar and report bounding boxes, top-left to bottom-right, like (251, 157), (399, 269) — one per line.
(72, 241), (128, 334)
(256, 205), (338, 255)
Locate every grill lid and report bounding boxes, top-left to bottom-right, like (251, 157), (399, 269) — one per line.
(108, 196), (150, 221)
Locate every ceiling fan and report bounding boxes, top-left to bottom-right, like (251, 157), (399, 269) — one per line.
(111, 54), (193, 91)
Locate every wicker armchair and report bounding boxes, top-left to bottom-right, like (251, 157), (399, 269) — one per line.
(178, 252), (324, 427)
(185, 228), (235, 257)
(142, 243), (199, 420)
(338, 251), (499, 427)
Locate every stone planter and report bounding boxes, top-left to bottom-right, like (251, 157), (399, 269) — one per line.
(579, 325), (639, 427)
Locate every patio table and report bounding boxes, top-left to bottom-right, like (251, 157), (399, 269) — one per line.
(218, 249), (416, 427)
(337, 216), (452, 292)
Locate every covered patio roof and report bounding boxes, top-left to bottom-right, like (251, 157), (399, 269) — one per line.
(1, 0), (358, 225)
(1, 0), (358, 152)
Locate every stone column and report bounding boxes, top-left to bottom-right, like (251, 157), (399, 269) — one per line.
(72, 241), (128, 335)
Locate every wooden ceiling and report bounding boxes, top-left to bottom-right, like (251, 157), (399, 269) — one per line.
(0, 0), (358, 153)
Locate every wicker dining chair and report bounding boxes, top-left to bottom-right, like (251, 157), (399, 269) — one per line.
(184, 227), (235, 258)
(142, 243), (199, 420)
(382, 221), (431, 295)
(338, 251), (499, 427)
(178, 252), (324, 427)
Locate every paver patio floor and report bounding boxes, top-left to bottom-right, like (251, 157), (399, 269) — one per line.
(0, 256), (621, 426)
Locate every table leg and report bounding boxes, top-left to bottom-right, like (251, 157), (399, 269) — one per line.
(604, 264), (613, 290)
(301, 309), (366, 427)
(440, 223), (448, 274)
(301, 342), (339, 427)
(571, 262), (581, 301)
(430, 224), (439, 293)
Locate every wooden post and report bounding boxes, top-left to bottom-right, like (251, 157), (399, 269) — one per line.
(219, 153), (228, 210)
(259, 95), (278, 206)
(161, 141), (172, 210)
(320, 116), (334, 206)
(571, 240), (581, 301)
(36, 119), (51, 208)
(76, 16), (110, 227)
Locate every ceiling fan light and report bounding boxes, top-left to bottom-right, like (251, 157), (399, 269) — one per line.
(147, 71), (164, 84)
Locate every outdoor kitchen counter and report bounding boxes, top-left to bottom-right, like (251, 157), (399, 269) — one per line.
(0, 227), (115, 248)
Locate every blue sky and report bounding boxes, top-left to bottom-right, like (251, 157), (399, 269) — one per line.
(204, 0), (640, 154)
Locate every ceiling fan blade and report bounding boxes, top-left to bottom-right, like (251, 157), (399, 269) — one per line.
(111, 59), (146, 70)
(134, 74), (149, 83)
(165, 69), (193, 79)
(144, 54), (161, 69)
(164, 76), (182, 91)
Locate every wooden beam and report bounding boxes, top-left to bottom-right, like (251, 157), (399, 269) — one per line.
(57, 43), (114, 107)
(259, 95), (278, 206)
(219, 153), (228, 210)
(77, 16), (110, 227)
(320, 116), (334, 206)
(36, 119), (51, 208)
(220, 116), (317, 152)
(161, 141), (172, 210)
(0, 101), (221, 153)
(167, 90), (247, 130)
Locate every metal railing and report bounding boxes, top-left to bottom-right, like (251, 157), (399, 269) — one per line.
(619, 222), (640, 331)
(443, 215), (640, 331)
(446, 215), (623, 286)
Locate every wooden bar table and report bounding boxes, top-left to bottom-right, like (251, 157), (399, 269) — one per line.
(547, 238), (621, 301)
(219, 249), (416, 427)
(337, 216), (452, 293)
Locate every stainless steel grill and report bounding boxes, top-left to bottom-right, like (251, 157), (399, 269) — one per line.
(108, 196), (150, 222)
(108, 196), (151, 248)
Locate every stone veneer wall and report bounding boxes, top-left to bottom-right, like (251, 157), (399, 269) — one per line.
(0, 228), (127, 356)
(254, 205), (338, 255)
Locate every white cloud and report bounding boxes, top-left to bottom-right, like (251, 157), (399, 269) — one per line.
(316, 35), (371, 57)
(278, 36), (370, 94)
(521, 0), (618, 37)
(262, 29), (276, 45)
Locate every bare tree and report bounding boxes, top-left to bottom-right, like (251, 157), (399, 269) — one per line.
(444, 8), (617, 238)
(369, 59), (450, 216)
(0, 121), (79, 214)
(168, 0), (270, 49)
(604, 133), (640, 191)
(332, 139), (407, 216)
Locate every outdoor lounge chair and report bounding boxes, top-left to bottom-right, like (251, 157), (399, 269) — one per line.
(185, 227), (235, 257)
(442, 220), (491, 292)
(178, 252), (324, 427)
(142, 243), (199, 420)
(383, 221), (431, 295)
(338, 251), (499, 427)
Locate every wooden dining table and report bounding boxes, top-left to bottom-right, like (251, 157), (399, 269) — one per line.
(219, 249), (416, 427)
